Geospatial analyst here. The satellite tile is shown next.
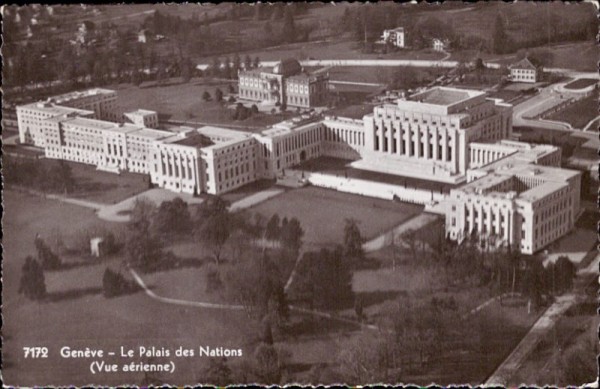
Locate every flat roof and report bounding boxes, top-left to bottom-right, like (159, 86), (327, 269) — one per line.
(20, 103), (93, 117)
(130, 128), (173, 140)
(519, 181), (568, 201)
(197, 125), (251, 140)
(125, 109), (157, 116)
(262, 115), (322, 137)
(168, 132), (215, 148)
(60, 116), (121, 130)
(409, 87), (484, 106)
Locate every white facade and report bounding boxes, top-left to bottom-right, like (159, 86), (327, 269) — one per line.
(509, 58), (539, 83)
(17, 88), (118, 147)
(361, 87), (512, 182)
(446, 148), (580, 254)
(381, 27), (405, 48)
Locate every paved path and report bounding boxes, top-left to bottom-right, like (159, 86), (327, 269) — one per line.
(129, 267), (378, 330)
(484, 253), (599, 386)
(40, 186), (282, 223)
(582, 116), (600, 132)
(129, 268), (246, 310)
(363, 213), (440, 252)
(229, 188), (285, 212)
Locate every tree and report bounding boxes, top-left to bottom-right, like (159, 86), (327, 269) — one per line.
(280, 217), (304, 253)
(250, 104), (259, 115)
(338, 333), (391, 384)
(102, 267), (138, 298)
(244, 54), (252, 70)
(492, 14), (509, 54)
(180, 57), (193, 83)
(202, 91), (211, 101)
(291, 246), (354, 310)
(554, 256), (576, 292)
(253, 56), (260, 68)
(224, 253), (288, 321)
(153, 197), (192, 235)
(265, 214), (281, 241)
(228, 83), (235, 94)
(343, 218), (364, 262)
(211, 57), (221, 77)
(281, 7), (296, 43)
(215, 88), (224, 102)
(126, 198), (163, 271)
(18, 256), (46, 301)
(194, 197), (233, 264)
(251, 344), (285, 384)
(35, 235), (62, 270)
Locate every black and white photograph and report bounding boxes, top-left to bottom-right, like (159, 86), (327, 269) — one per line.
(2, 2), (598, 387)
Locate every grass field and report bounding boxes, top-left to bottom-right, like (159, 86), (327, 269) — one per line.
(2, 190), (256, 386)
(564, 78), (598, 90)
(245, 186), (423, 250)
(66, 162), (150, 204)
(546, 93), (599, 130)
(113, 79), (297, 130)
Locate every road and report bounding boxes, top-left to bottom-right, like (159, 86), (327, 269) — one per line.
(512, 71), (598, 131)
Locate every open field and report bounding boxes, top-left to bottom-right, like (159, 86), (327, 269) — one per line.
(564, 78), (598, 90)
(245, 186), (423, 250)
(2, 190), (256, 386)
(68, 162), (150, 204)
(113, 78), (297, 130)
(546, 93), (599, 130)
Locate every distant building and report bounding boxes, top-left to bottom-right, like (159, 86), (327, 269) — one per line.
(509, 57), (540, 83)
(238, 58), (329, 108)
(380, 27), (405, 48)
(432, 38), (449, 52)
(138, 29), (148, 43)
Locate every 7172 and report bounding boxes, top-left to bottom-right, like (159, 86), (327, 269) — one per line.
(23, 347), (48, 358)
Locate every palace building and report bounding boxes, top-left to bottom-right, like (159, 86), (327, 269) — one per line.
(16, 86), (582, 253)
(238, 58), (329, 108)
(358, 87), (513, 183)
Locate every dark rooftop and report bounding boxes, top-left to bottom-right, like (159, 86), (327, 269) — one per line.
(172, 133), (214, 148)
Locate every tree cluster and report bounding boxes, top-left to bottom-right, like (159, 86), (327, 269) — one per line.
(291, 246), (354, 310)
(261, 214), (305, 253)
(125, 198), (165, 272)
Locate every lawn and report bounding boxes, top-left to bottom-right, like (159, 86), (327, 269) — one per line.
(546, 93), (599, 130)
(488, 89), (523, 103)
(564, 78), (598, 90)
(245, 186), (423, 250)
(113, 79), (297, 131)
(66, 161), (150, 204)
(2, 190), (257, 386)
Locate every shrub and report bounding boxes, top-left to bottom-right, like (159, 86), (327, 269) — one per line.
(102, 267), (138, 298)
(19, 256), (46, 301)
